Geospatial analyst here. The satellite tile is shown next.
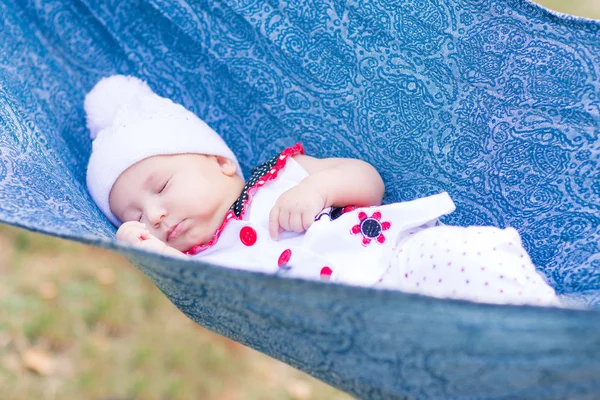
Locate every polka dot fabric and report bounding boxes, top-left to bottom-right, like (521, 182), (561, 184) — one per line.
(376, 226), (561, 306)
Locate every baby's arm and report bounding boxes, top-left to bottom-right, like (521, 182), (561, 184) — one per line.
(294, 154), (385, 208)
(269, 155), (385, 239)
(116, 221), (187, 259)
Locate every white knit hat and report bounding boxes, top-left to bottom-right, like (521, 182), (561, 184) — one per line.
(84, 75), (243, 226)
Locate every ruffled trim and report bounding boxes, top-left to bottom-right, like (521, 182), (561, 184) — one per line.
(186, 143), (305, 255)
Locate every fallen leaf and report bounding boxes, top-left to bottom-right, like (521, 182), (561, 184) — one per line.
(97, 267), (116, 286)
(22, 348), (55, 375)
(286, 379), (312, 400)
(38, 281), (57, 300)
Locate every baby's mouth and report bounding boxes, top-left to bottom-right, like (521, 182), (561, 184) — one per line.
(166, 220), (184, 242)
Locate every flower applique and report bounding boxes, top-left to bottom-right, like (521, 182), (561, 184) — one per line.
(351, 211), (391, 246)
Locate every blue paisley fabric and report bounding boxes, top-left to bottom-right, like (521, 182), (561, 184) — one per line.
(1, 0), (599, 398)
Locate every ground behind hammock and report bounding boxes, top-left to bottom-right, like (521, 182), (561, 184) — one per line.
(1, 1), (599, 399)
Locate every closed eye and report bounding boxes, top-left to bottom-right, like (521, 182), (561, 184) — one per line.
(159, 179), (170, 194)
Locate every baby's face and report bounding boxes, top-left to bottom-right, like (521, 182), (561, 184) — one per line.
(109, 153), (243, 252)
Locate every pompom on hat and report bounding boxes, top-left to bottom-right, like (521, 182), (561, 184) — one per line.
(85, 75), (243, 226)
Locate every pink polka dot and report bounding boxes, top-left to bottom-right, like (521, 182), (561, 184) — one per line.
(485, 282), (489, 286)
(404, 273), (408, 278)
(481, 267), (486, 271)
(461, 268), (465, 272)
(438, 279), (442, 283)
(447, 262), (452, 266)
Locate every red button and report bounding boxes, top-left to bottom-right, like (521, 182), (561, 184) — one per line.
(278, 249), (292, 267)
(240, 226), (257, 246)
(320, 266), (333, 280)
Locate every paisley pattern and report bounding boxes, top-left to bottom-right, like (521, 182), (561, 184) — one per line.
(1, 0), (600, 398)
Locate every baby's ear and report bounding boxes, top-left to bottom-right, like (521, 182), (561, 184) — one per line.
(216, 156), (237, 177)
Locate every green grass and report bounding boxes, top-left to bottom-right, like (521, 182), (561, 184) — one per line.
(1, 1), (598, 399)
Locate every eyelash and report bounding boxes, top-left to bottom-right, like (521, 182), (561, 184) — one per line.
(159, 179), (169, 193)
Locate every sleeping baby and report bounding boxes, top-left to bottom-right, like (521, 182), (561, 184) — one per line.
(84, 75), (561, 307)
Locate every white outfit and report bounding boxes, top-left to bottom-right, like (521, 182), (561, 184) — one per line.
(190, 145), (560, 307)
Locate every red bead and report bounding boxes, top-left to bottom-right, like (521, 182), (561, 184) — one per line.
(278, 249), (292, 267)
(239, 226), (257, 246)
(320, 266), (333, 280)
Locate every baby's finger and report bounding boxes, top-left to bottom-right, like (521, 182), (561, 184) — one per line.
(269, 205), (281, 240)
(279, 209), (292, 233)
(302, 212), (314, 231)
(289, 212), (304, 233)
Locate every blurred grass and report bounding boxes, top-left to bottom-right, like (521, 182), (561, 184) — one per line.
(535, 0), (600, 19)
(0, 225), (351, 400)
(1, 1), (599, 399)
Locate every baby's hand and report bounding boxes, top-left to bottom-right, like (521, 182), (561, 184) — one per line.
(116, 221), (154, 245)
(116, 221), (185, 257)
(269, 183), (326, 240)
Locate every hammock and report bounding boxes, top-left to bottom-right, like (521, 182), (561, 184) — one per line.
(1, 0), (599, 398)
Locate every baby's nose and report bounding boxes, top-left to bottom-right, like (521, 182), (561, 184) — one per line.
(146, 205), (166, 228)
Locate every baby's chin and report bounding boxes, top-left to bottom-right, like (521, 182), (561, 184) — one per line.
(171, 225), (213, 252)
